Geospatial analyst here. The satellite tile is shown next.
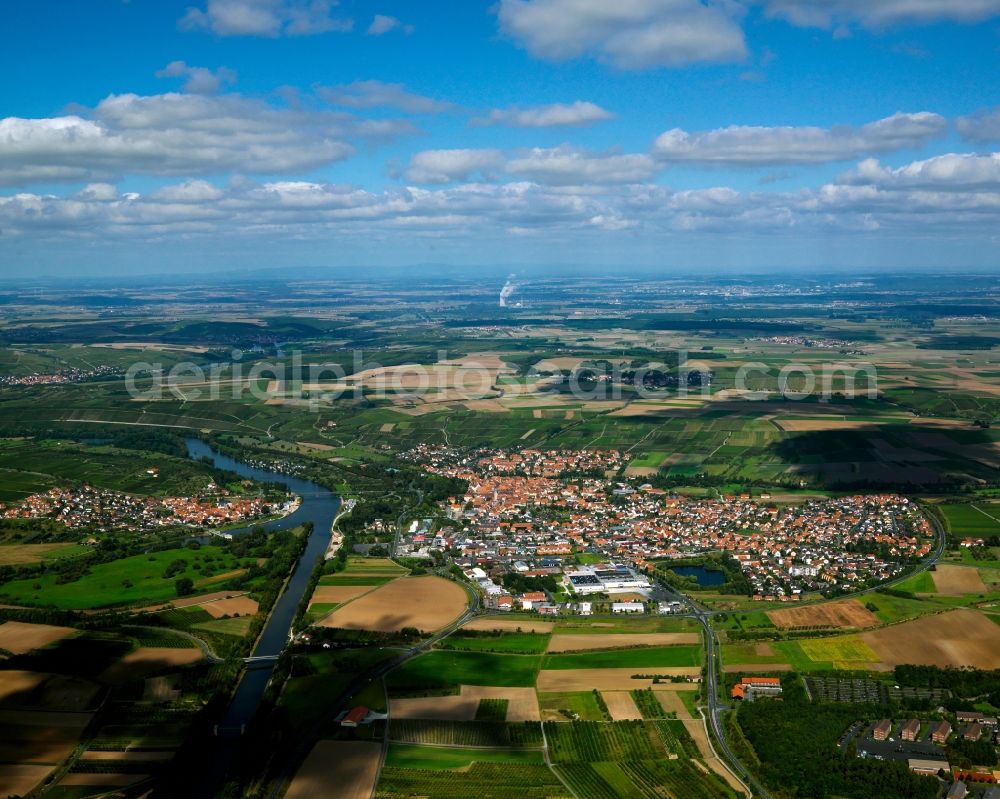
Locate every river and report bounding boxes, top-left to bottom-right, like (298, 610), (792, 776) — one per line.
(184, 438), (340, 734)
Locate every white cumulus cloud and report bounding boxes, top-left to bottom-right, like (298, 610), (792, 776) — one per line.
(318, 81), (453, 114)
(0, 92), (424, 186)
(760, 0), (1000, 28)
(367, 14), (414, 35)
(405, 150), (506, 183)
(496, 0), (747, 69)
(652, 112), (946, 165)
(838, 153), (1000, 190)
(957, 107), (1000, 144)
(474, 101), (614, 128)
(155, 61), (237, 94)
(179, 0), (352, 37)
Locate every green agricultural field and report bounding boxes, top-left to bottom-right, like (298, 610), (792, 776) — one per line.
(376, 762), (569, 799)
(436, 631), (550, 654)
(279, 649), (400, 730)
(721, 643), (790, 666)
(0, 545), (251, 609)
(541, 645), (701, 670)
(387, 651), (542, 694)
(552, 616), (697, 634)
(545, 720), (738, 799)
(866, 591), (942, 623)
(537, 691), (608, 721)
(342, 557), (408, 573)
(894, 571), (937, 593)
(384, 743), (544, 770)
(772, 635), (880, 671)
(940, 503), (1000, 537)
(317, 574), (397, 586)
(387, 720), (545, 748)
(544, 720), (666, 763)
(191, 616), (253, 637)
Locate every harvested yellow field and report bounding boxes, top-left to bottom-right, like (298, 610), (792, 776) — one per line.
(201, 596), (259, 618)
(536, 667), (699, 692)
(137, 590), (250, 613)
(100, 647), (203, 684)
(546, 633), (699, 652)
(317, 575), (467, 633)
(931, 564), (987, 595)
(767, 599), (878, 630)
(602, 691), (643, 720)
(861, 609), (1000, 669)
(0, 671), (46, 703)
(284, 740), (381, 799)
(309, 585), (374, 604)
(0, 765), (54, 797)
(0, 621), (76, 654)
(391, 685), (540, 722)
(463, 618), (554, 634)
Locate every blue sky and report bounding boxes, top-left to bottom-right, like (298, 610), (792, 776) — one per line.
(2, 0), (1000, 276)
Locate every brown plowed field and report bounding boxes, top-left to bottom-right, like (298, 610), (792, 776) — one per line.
(0, 621), (76, 654)
(860, 609), (1000, 669)
(931, 565), (987, 595)
(284, 740), (381, 799)
(767, 599), (878, 629)
(602, 691), (643, 720)
(463, 618), (555, 634)
(308, 585), (374, 604)
(0, 765), (53, 797)
(316, 576), (467, 633)
(100, 647), (203, 684)
(390, 685), (540, 722)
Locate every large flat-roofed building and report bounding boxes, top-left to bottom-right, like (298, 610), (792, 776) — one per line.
(611, 601), (645, 614)
(565, 564), (650, 595)
(908, 758), (948, 776)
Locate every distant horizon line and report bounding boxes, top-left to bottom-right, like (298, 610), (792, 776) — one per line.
(4, 263), (1000, 287)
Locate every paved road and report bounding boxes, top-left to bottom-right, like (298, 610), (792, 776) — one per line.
(682, 504), (947, 798)
(265, 572), (480, 799)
